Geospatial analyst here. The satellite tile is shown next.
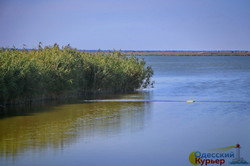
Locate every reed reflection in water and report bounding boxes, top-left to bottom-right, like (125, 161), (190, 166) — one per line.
(0, 93), (151, 158)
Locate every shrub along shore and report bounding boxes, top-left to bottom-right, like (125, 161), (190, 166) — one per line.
(0, 44), (153, 106)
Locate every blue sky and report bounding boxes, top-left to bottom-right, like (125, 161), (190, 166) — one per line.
(0, 0), (250, 50)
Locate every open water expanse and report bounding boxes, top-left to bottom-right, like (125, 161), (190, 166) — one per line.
(1, 56), (250, 166)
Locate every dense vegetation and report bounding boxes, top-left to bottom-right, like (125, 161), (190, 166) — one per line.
(0, 44), (153, 105)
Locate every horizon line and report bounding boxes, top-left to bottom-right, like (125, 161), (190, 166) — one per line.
(1, 47), (250, 52)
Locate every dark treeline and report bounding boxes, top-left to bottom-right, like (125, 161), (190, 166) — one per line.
(0, 44), (153, 106)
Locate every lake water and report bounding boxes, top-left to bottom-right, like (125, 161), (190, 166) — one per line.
(1, 56), (250, 166)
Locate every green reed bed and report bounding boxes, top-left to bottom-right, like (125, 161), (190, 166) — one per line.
(0, 44), (153, 105)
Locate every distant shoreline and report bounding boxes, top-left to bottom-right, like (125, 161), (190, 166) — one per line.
(83, 50), (250, 56)
(124, 51), (250, 56)
(4, 48), (250, 56)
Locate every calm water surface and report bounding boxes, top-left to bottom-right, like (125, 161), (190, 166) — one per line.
(1, 56), (250, 166)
